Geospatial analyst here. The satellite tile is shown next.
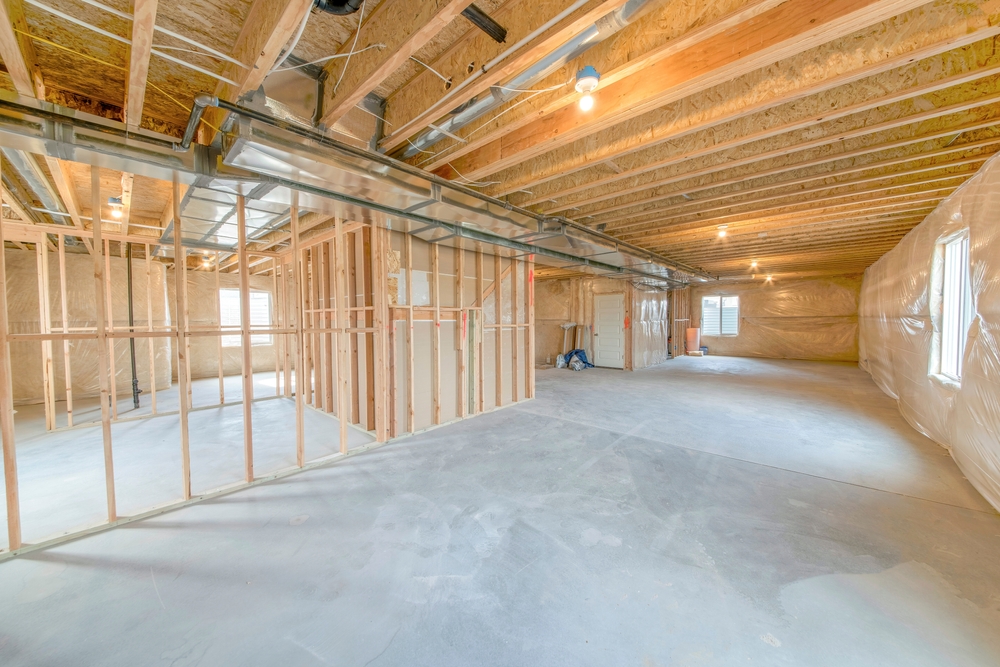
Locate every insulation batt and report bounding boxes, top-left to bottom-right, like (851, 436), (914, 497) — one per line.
(859, 152), (1000, 512)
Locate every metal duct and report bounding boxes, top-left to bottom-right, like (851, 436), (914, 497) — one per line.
(398, 0), (655, 159)
(313, 0), (362, 15)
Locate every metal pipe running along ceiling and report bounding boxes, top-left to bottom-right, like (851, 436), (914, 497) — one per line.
(0, 94), (708, 285)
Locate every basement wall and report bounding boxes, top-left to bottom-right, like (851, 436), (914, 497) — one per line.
(535, 277), (670, 370)
(690, 276), (861, 361)
(859, 153), (1000, 511)
(5, 248), (172, 404)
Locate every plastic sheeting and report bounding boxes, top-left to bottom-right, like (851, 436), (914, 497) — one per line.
(859, 153), (1000, 512)
(692, 277), (861, 361)
(5, 249), (172, 403)
(633, 289), (669, 369)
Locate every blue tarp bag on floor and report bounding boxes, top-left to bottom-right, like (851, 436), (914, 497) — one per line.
(564, 349), (594, 370)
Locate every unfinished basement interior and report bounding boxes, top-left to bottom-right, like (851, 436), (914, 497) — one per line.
(0, 0), (998, 663)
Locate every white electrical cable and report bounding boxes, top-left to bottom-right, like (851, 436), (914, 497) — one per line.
(493, 79), (571, 94)
(274, 43), (386, 72)
(446, 163), (499, 187)
(333, 0), (367, 94)
(409, 56), (450, 84)
(268, 9), (311, 77)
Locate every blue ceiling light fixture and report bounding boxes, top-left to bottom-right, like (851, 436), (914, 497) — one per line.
(575, 65), (601, 111)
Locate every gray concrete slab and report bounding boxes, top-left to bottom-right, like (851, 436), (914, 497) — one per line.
(1, 356), (999, 666)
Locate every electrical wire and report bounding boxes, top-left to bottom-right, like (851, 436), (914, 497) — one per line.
(409, 56), (450, 83)
(446, 162), (499, 188)
(13, 29), (222, 134)
(492, 79), (571, 94)
(274, 43), (386, 72)
(333, 0), (367, 95)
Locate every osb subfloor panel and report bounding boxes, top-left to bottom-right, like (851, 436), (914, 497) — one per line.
(2, 357), (1000, 665)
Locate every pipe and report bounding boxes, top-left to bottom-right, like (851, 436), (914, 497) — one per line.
(126, 242), (140, 409)
(399, 0), (656, 159)
(204, 96), (707, 278)
(178, 95), (217, 151)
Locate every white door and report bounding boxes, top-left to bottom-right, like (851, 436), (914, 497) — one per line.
(593, 294), (625, 369)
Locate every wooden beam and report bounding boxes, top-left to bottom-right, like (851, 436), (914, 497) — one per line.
(0, 153), (22, 550)
(173, 174), (191, 499)
(409, 0), (784, 161)
(382, 0), (631, 150)
(434, 0), (931, 181)
(291, 198), (305, 466)
(404, 232), (414, 433)
(91, 166), (116, 522)
(431, 243), (440, 425)
(487, 0), (1000, 197)
(119, 172), (134, 237)
(125, 0), (158, 130)
(0, 0), (41, 97)
(204, 0), (314, 141)
(335, 218), (350, 453)
(237, 195), (254, 482)
(533, 55), (1000, 212)
(547, 86), (1000, 217)
(320, 0), (475, 128)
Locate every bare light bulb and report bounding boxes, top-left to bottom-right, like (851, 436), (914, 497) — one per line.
(766, 275), (773, 282)
(111, 208), (123, 219)
(750, 260), (758, 268)
(717, 228), (727, 238)
(579, 94), (594, 112)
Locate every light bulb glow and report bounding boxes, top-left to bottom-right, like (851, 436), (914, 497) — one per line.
(111, 208), (122, 219)
(750, 260), (758, 268)
(717, 228), (726, 238)
(766, 275), (773, 281)
(579, 94), (594, 112)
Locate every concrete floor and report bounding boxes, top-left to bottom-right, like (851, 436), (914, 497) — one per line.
(1, 356), (999, 666)
(5, 373), (374, 545)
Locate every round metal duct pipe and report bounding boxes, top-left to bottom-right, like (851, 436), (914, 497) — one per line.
(313, 0), (362, 15)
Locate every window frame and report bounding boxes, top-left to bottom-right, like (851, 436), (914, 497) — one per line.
(701, 294), (740, 337)
(929, 231), (972, 387)
(219, 288), (273, 348)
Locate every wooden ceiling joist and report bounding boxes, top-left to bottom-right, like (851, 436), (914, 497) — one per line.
(431, 0), (933, 182)
(319, 0), (476, 128)
(203, 0), (315, 141)
(124, 0), (158, 131)
(528, 54), (1000, 211)
(487, 0), (1000, 199)
(380, 0), (632, 150)
(0, 0), (40, 97)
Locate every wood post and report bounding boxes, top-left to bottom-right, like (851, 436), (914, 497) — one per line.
(511, 256), (518, 404)
(476, 247), (484, 415)
(431, 243), (440, 425)
(527, 255), (535, 399)
(494, 252), (502, 408)
(58, 235), (74, 425)
(404, 233), (414, 434)
(35, 234), (55, 430)
(456, 245), (466, 419)
(92, 166), (117, 521)
(215, 251), (224, 404)
(334, 218), (349, 453)
(290, 200), (305, 466)
(144, 246), (156, 415)
(173, 174), (191, 500)
(0, 167), (22, 549)
(104, 239), (117, 420)
(236, 195), (254, 483)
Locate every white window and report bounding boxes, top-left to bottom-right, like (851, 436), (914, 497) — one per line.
(935, 235), (972, 382)
(702, 295), (739, 336)
(219, 289), (272, 347)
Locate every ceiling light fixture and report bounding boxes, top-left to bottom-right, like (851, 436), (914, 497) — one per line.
(766, 274), (773, 282)
(750, 260), (758, 268)
(717, 224), (728, 238)
(575, 65), (600, 112)
(108, 196), (123, 219)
